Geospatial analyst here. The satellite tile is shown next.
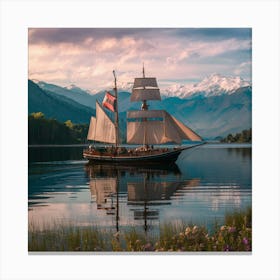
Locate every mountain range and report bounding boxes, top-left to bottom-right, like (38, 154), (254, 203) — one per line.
(28, 80), (93, 123)
(29, 74), (252, 139)
(163, 73), (251, 99)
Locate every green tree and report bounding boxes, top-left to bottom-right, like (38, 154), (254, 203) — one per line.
(31, 112), (44, 119)
(65, 120), (74, 129)
(28, 114), (88, 144)
(221, 129), (252, 143)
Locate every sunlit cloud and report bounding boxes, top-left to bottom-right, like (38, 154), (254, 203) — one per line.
(28, 28), (252, 92)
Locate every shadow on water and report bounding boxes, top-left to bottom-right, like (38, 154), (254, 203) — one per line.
(28, 146), (85, 162)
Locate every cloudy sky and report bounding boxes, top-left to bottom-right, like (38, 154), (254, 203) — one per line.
(28, 28), (252, 93)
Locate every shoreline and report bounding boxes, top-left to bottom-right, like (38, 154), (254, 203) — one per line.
(28, 207), (252, 252)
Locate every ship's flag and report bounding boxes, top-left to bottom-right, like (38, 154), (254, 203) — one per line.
(102, 92), (116, 112)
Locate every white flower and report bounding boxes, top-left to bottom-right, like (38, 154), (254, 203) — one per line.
(185, 227), (191, 236)
(192, 226), (198, 234)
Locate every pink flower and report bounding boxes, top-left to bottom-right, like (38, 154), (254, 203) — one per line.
(229, 227), (236, 233)
(242, 237), (249, 245)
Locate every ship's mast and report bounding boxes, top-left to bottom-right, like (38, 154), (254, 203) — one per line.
(142, 64), (148, 147)
(141, 63), (148, 111)
(113, 70), (119, 147)
(129, 65), (161, 146)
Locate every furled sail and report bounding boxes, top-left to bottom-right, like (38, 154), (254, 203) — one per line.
(87, 102), (116, 144)
(127, 110), (202, 144)
(131, 77), (161, 102)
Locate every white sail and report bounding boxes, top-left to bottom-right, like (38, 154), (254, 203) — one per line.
(87, 116), (96, 140)
(131, 88), (161, 102)
(127, 121), (164, 144)
(131, 76), (161, 102)
(165, 113), (202, 141)
(95, 102), (116, 144)
(87, 102), (116, 144)
(127, 110), (164, 119)
(127, 110), (202, 144)
(133, 78), (158, 88)
(86, 69), (201, 147)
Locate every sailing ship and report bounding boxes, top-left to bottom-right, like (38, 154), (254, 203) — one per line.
(83, 67), (203, 164)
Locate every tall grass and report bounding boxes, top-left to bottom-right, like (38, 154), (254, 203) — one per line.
(29, 207), (252, 252)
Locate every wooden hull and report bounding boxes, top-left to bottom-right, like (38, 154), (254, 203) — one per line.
(83, 144), (204, 164)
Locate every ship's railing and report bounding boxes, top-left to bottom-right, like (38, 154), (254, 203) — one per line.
(83, 146), (178, 157)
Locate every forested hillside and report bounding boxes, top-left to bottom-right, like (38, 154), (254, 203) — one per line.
(220, 128), (252, 143)
(28, 80), (93, 123)
(28, 112), (88, 145)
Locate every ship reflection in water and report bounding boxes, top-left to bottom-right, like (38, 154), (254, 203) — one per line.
(87, 163), (198, 233)
(28, 145), (252, 234)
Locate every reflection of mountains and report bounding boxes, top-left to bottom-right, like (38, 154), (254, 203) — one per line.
(86, 163), (200, 229)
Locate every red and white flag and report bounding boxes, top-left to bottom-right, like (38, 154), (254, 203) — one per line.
(102, 92), (116, 112)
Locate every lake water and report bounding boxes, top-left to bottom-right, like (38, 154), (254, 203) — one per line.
(28, 144), (252, 236)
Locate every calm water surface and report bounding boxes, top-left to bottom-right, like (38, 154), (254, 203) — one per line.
(28, 144), (252, 235)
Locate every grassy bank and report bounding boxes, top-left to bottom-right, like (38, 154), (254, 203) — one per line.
(29, 208), (251, 252)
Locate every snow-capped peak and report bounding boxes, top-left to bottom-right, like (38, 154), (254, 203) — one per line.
(118, 81), (133, 92)
(65, 84), (79, 90)
(163, 74), (251, 99)
(64, 84), (93, 95)
(31, 79), (40, 84)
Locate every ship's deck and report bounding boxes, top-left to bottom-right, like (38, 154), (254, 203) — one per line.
(83, 147), (179, 158)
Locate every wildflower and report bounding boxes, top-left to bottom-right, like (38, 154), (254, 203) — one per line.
(220, 225), (227, 231)
(224, 245), (230, 251)
(185, 227), (191, 236)
(228, 226), (236, 233)
(144, 243), (154, 251)
(242, 237), (249, 245)
(192, 226), (198, 234)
